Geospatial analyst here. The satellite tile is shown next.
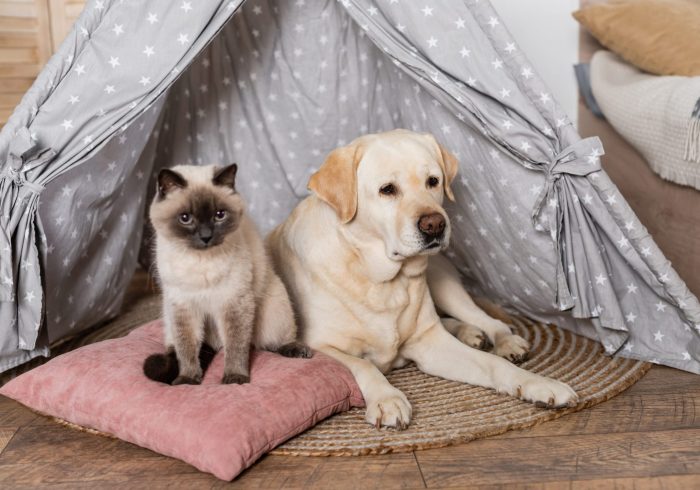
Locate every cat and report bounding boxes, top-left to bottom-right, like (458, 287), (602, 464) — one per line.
(143, 163), (311, 385)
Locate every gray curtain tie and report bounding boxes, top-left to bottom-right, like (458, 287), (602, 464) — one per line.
(1, 127), (56, 304)
(1, 127), (54, 194)
(531, 136), (604, 225)
(528, 136), (604, 311)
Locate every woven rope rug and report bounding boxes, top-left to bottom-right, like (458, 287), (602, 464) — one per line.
(2, 294), (650, 455)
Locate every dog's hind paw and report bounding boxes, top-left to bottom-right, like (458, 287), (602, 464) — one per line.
(456, 324), (493, 351)
(494, 334), (530, 364)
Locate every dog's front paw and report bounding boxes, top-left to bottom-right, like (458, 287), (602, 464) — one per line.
(515, 375), (578, 409)
(365, 388), (412, 430)
(494, 333), (530, 364)
(456, 324), (493, 351)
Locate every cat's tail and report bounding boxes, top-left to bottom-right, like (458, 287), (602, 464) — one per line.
(143, 344), (217, 384)
(143, 351), (179, 384)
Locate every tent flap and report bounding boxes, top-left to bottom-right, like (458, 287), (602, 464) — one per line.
(0, 0), (698, 374)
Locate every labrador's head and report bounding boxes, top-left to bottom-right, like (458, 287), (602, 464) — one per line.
(308, 129), (458, 260)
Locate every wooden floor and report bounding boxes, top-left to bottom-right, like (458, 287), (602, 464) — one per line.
(0, 365), (697, 489)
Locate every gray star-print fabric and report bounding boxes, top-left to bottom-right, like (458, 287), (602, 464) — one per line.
(0, 0), (698, 374)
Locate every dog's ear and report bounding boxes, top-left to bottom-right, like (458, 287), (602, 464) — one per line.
(308, 144), (363, 223)
(436, 142), (458, 202)
(423, 133), (458, 201)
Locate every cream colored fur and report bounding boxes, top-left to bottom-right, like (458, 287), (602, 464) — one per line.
(268, 130), (578, 429)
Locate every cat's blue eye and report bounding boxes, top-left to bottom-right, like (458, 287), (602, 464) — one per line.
(178, 213), (192, 225)
(214, 210), (227, 221)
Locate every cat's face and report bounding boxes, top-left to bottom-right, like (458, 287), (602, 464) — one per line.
(149, 164), (244, 251)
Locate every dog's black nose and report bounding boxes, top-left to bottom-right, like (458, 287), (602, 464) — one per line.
(418, 213), (446, 238)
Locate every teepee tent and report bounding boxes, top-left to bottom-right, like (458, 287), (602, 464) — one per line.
(1, 0), (698, 373)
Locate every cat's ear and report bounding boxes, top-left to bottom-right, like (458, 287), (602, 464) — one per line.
(213, 164), (238, 191)
(308, 144), (363, 223)
(157, 169), (187, 198)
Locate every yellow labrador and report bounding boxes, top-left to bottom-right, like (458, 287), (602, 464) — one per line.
(267, 129), (578, 429)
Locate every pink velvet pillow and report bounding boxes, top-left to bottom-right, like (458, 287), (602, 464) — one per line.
(0, 321), (364, 480)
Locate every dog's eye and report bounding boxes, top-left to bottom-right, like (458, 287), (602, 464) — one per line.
(214, 210), (227, 221)
(379, 183), (397, 196)
(427, 176), (440, 188)
(178, 213), (192, 225)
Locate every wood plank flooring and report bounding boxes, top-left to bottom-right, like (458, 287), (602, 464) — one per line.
(0, 365), (697, 488)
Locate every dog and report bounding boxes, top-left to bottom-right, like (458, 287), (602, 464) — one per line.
(267, 129), (578, 429)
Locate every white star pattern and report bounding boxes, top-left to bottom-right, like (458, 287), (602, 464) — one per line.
(595, 273), (608, 286)
(655, 302), (667, 312)
(8, 1), (688, 373)
(653, 330), (664, 342)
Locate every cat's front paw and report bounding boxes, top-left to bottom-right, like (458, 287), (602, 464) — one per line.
(222, 372), (250, 384)
(172, 374), (202, 385)
(277, 342), (313, 359)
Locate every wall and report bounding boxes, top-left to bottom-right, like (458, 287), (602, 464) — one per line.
(491, 0), (580, 125)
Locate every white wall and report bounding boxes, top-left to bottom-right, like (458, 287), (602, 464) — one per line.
(491, 0), (580, 125)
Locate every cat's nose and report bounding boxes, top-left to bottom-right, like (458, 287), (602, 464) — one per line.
(199, 226), (213, 244)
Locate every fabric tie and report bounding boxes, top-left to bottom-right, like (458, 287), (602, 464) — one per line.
(528, 136), (605, 311)
(531, 136), (604, 226)
(1, 127), (55, 303)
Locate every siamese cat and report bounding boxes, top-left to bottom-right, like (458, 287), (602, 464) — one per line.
(144, 163), (311, 385)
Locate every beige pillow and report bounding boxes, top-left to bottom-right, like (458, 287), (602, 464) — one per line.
(573, 0), (700, 76)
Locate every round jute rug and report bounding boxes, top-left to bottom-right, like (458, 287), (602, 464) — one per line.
(272, 315), (650, 456)
(3, 294), (650, 456)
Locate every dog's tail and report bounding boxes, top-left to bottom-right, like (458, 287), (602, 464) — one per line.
(143, 344), (217, 384)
